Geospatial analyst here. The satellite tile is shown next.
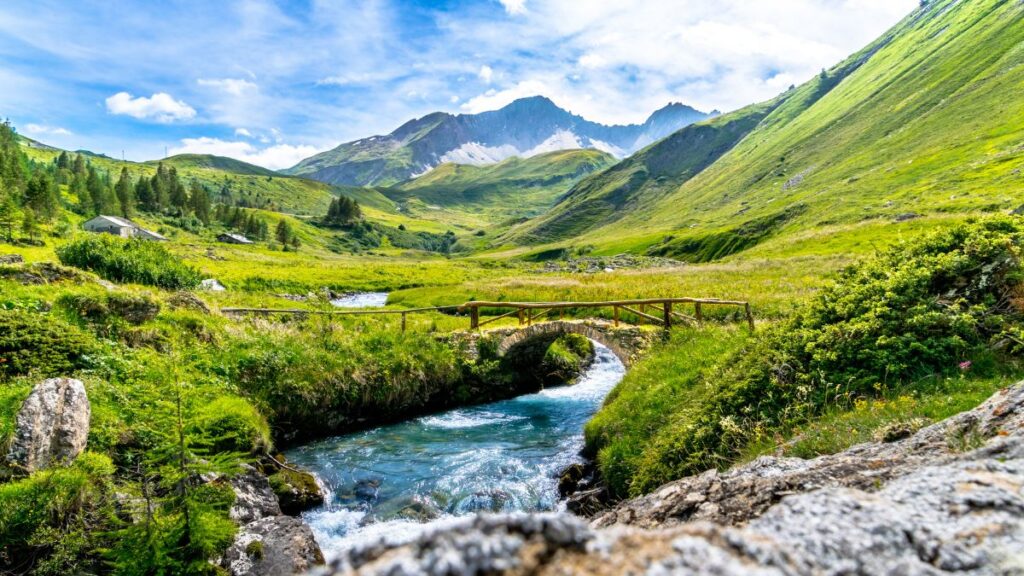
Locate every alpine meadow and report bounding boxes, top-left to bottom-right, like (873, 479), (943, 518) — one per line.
(1, 0), (1023, 574)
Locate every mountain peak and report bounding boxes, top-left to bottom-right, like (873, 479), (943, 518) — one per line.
(288, 97), (714, 186)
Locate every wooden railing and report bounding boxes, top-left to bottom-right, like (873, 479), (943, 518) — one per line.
(458, 298), (754, 331)
(221, 297), (754, 332)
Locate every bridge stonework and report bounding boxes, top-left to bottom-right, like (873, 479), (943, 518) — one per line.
(488, 320), (654, 367)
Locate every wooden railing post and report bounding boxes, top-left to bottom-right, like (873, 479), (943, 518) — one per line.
(695, 302), (703, 325)
(527, 309), (534, 326)
(663, 302), (672, 329)
(471, 306), (480, 330)
(518, 308), (525, 326)
(640, 303), (646, 324)
(745, 303), (755, 331)
(401, 312), (407, 332)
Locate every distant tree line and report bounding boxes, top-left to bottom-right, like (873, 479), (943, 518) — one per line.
(0, 120), (297, 247)
(214, 204), (269, 241)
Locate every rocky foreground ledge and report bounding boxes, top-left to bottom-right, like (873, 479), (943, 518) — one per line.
(319, 383), (1024, 575)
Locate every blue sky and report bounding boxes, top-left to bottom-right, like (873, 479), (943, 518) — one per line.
(0, 0), (917, 169)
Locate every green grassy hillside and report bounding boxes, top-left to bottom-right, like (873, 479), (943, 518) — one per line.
(389, 149), (616, 226)
(507, 0), (1024, 257)
(20, 146), (341, 216)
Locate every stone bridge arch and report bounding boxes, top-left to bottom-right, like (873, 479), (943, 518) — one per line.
(494, 320), (649, 367)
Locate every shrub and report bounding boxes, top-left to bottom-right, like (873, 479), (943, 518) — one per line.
(0, 452), (115, 575)
(58, 292), (161, 326)
(190, 395), (273, 454)
(0, 309), (96, 379)
(57, 235), (202, 289)
(615, 217), (1024, 495)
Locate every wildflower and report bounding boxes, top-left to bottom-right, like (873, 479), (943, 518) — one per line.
(958, 360), (972, 371)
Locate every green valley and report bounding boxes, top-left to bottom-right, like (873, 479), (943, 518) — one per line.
(2, 0), (1024, 574)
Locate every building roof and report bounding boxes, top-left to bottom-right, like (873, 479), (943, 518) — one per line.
(218, 232), (254, 244)
(85, 215), (135, 228)
(135, 228), (168, 241)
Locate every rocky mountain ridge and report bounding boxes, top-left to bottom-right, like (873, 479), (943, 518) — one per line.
(286, 97), (714, 186)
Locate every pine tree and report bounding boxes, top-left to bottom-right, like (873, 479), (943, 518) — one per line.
(87, 167), (111, 215)
(0, 190), (18, 241)
(135, 175), (154, 212)
(0, 121), (27, 198)
(72, 153), (87, 175)
(70, 171), (91, 215)
(115, 167), (135, 217)
(23, 171), (58, 221)
(20, 207), (38, 240)
(188, 180), (211, 224)
(168, 167), (188, 214)
(56, 151), (70, 170)
(275, 219), (293, 245)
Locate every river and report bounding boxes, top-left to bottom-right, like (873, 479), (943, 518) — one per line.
(330, 292), (389, 308)
(285, 342), (626, 558)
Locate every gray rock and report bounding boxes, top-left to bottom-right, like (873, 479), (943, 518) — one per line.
(222, 516), (324, 576)
(166, 291), (212, 314)
(0, 253), (24, 265)
(591, 382), (1024, 528)
(322, 383), (1024, 575)
(5, 378), (90, 473)
(230, 465), (282, 525)
(201, 278), (226, 291)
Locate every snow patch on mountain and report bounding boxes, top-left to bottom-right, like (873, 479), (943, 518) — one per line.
(524, 130), (584, 157)
(587, 139), (628, 158)
(439, 142), (521, 165)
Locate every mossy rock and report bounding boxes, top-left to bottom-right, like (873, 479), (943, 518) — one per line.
(267, 463), (324, 515)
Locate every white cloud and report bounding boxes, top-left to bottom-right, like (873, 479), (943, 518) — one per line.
(234, 128), (252, 137)
(498, 0), (527, 15)
(105, 92), (196, 123)
(197, 78), (258, 96)
(450, 95), (460, 103)
(455, 0), (919, 123)
(168, 137), (321, 170)
(461, 79), (550, 114)
(478, 65), (494, 84)
(24, 123), (71, 136)
(577, 53), (606, 69)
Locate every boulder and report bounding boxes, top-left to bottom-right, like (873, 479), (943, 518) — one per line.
(201, 278), (226, 291)
(221, 516), (324, 576)
(268, 463), (325, 516)
(0, 253), (24, 265)
(230, 465), (282, 525)
(166, 291), (212, 314)
(0, 262), (84, 285)
(5, 378), (90, 473)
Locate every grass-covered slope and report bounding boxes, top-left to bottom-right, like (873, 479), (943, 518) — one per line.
(586, 216), (1024, 497)
(389, 149), (616, 225)
(511, 0), (1024, 255)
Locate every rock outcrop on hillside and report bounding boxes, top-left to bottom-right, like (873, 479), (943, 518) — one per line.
(322, 383), (1024, 575)
(5, 377), (90, 473)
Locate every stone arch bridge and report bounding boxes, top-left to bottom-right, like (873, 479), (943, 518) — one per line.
(485, 320), (654, 367)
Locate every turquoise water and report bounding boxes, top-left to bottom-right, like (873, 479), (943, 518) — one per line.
(285, 342), (625, 557)
(330, 292), (389, 308)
